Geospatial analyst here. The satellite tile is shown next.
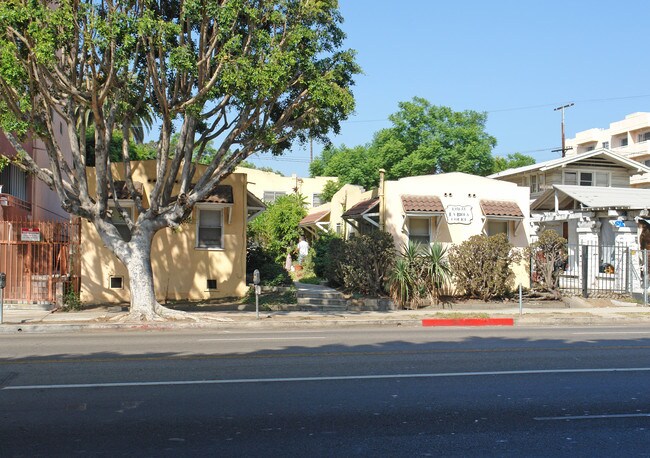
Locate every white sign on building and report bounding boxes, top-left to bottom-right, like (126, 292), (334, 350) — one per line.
(445, 205), (473, 225)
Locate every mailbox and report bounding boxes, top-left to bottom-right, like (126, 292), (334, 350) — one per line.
(0, 272), (5, 289)
(253, 269), (260, 285)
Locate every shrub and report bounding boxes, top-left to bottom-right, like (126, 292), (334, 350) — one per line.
(312, 232), (346, 286)
(528, 230), (567, 295)
(388, 242), (451, 309)
(340, 231), (395, 296)
(448, 233), (519, 301)
(246, 243), (292, 286)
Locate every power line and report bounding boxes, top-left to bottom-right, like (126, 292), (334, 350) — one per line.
(339, 93), (650, 123)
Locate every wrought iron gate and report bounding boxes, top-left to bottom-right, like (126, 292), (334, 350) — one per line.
(0, 219), (80, 304)
(532, 244), (632, 297)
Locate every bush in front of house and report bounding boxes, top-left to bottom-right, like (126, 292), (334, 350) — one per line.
(528, 229), (567, 297)
(388, 241), (451, 309)
(448, 233), (520, 301)
(312, 232), (346, 286)
(246, 243), (293, 287)
(340, 231), (395, 296)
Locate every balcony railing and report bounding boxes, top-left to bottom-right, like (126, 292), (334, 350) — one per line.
(0, 193), (32, 219)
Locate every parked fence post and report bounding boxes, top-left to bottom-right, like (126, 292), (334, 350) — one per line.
(0, 272), (5, 324)
(626, 248), (631, 294)
(581, 245), (589, 298)
(643, 250), (648, 307)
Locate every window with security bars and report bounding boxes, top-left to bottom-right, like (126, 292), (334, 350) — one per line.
(197, 208), (223, 248)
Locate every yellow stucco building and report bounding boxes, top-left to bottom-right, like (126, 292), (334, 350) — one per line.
(79, 161), (261, 305)
(301, 171), (532, 288)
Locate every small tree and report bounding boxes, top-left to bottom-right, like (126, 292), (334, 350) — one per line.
(248, 194), (307, 263)
(529, 230), (568, 298)
(449, 234), (520, 301)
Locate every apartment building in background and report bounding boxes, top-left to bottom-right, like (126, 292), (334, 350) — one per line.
(565, 112), (650, 187)
(235, 166), (336, 208)
(0, 121), (72, 222)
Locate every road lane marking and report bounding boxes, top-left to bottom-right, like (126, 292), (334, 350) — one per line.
(572, 332), (650, 335)
(197, 337), (327, 342)
(3, 345), (650, 366)
(535, 413), (650, 421)
(4, 367), (650, 391)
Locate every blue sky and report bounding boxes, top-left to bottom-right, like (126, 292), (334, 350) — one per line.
(250, 0), (650, 176)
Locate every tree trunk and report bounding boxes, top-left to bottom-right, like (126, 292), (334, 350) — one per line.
(119, 230), (190, 321)
(123, 236), (159, 319)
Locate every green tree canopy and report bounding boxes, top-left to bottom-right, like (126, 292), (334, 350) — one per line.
(0, 0), (359, 319)
(248, 193), (308, 262)
(310, 97), (498, 188)
(492, 152), (536, 173)
(320, 179), (344, 203)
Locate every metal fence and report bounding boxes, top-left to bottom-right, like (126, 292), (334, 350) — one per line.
(0, 219), (80, 304)
(531, 244), (643, 298)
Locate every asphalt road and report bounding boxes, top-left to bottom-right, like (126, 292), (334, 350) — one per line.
(2, 326), (650, 457)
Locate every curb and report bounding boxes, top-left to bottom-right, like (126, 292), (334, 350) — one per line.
(422, 318), (515, 327)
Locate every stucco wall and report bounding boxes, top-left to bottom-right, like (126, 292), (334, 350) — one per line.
(383, 173), (531, 287)
(80, 162), (248, 304)
(236, 166), (336, 208)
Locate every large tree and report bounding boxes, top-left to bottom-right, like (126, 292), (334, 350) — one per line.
(310, 97), (499, 188)
(0, 0), (358, 319)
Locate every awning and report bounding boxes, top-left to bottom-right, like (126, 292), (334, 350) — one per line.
(202, 185), (233, 204)
(401, 195), (444, 213)
(480, 200), (524, 218)
(171, 184), (234, 204)
(300, 210), (330, 226)
(109, 181), (144, 199)
(341, 197), (379, 218)
(247, 190), (266, 222)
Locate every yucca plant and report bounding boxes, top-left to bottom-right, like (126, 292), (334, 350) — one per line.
(423, 242), (451, 304)
(388, 258), (413, 309)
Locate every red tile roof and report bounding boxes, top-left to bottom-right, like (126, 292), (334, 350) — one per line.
(300, 210), (330, 226)
(342, 197), (379, 218)
(170, 184), (234, 204)
(480, 200), (524, 218)
(109, 181), (144, 199)
(202, 185), (234, 203)
(401, 195), (444, 213)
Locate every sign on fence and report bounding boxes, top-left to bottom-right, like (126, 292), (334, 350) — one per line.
(20, 228), (41, 242)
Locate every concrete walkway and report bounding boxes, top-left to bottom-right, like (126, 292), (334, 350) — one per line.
(1, 299), (650, 333)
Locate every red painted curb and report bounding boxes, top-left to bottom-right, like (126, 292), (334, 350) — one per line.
(422, 318), (514, 327)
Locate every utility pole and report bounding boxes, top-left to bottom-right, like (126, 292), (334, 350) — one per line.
(553, 102), (574, 157)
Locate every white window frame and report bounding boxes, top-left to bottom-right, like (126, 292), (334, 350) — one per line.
(196, 205), (226, 250)
(563, 170), (610, 187)
(312, 193), (323, 207)
(262, 190), (286, 203)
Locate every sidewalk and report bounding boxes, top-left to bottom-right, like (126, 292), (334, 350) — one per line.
(2, 301), (650, 333)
